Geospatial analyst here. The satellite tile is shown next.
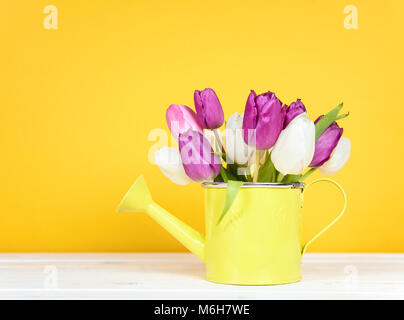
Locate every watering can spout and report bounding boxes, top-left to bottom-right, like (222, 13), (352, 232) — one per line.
(116, 175), (205, 262)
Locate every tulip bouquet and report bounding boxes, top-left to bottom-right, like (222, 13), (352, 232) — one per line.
(155, 88), (350, 223)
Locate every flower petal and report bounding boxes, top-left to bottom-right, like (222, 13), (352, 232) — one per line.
(271, 113), (315, 175)
(319, 137), (351, 174)
(155, 147), (193, 185)
(179, 129), (221, 182)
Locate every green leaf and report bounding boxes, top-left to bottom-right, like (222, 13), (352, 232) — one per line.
(282, 174), (301, 183)
(214, 173), (224, 182)
(219, 165), (238, 182)
(226, 166), (238, 181)
(217, 180), (243, 225)
(336, 112), (349, 120)
(258, 152), (276, 182)
(227, 163), (247, 182)
(315, 103), (343, 141)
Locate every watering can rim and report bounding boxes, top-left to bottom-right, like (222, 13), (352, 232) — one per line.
(202, 182), (305, 189)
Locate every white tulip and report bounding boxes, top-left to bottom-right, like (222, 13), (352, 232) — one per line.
(271, 112), (315, 175)
(224, 112), (255, 166)
(155, 147), (193, 185)
(319, 137), (351, 174)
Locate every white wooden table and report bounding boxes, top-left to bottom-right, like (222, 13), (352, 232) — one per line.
(0, 253), (403, 299)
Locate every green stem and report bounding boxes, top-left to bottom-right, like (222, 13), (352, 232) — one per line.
(253, 150), (262, 183)
(213, 129), (224, 154)
(299, 168), (317, 182)
(276, 173), (285, 183)
(220, 166), (228, 182)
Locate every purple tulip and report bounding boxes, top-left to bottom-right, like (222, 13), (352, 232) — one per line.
(310, 116), (343, 168)
(166, 104), (203, 141)
(284, 99), (306, 128)
(178, 129), (221, 182)
(194, 88), (224, 129)
(242, 90), (286, 149)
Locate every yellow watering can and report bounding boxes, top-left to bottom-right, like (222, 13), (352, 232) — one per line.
(117, 175), (347, 285)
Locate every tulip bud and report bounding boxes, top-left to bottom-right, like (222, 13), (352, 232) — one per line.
(284, 99), (306, 128)
(155, 147), (193, 185)
(242, 90), (285, 149)
(319, 137), (351, 174)
(166, 104), (203, 141)
(225, 112), (255, 165)
(271, 113), (315, 175)
(179, 129), (221, 182)
(194, 88), (224, 129)
(310, 116), (343, 168)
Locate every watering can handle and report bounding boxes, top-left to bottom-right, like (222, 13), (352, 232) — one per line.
(301, 178), (347, 256)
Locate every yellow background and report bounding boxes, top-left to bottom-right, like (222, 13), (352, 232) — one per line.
(0, 0), (403, 252)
